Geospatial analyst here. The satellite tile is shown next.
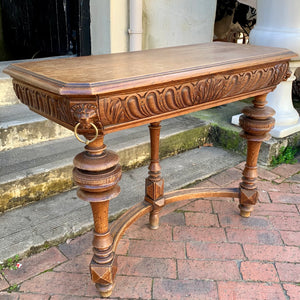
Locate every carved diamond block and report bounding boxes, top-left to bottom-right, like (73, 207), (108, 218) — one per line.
(90, 257), (117, 285)
(240, 187), (258, 205)
(145, 178), (164, 201)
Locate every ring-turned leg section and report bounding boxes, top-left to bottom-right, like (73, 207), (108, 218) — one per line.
(145, 122), (165, 229)
(73, 135), (122, 297)
(239, 94), (275, 217)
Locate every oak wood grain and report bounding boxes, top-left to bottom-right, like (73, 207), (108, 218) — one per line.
(4, 42), (296, 95)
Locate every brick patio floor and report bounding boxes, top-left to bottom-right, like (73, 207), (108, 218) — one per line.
(0, 160), (299, 299)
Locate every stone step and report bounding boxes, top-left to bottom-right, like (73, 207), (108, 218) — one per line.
(0, 115), (210, 213)
(0, 103), (73, 151)
(0, 78), (20, 106)
(0, 146), (244, 262)
(0, 61), (20, 106)
(190, 102), (300, 165)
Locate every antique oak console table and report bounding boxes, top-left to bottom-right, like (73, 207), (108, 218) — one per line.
(4, 42), (295, 297)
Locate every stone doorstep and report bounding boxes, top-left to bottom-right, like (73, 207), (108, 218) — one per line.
(190, 102), (300, 166)
(0, 146), (244, 262)
(0, 103), (73, 151)
(0, 78), (20, 107)
(0, 115), (210, 213)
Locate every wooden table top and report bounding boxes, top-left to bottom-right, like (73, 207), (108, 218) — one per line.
(4, 42), (296, 133)
(4, 42), (296, 96)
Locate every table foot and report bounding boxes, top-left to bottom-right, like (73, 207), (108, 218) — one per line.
(149, 210), (160, 229)
(91, 256), (117, 293)
(96, 283), (114, 298)
(239, 204), (254, 218)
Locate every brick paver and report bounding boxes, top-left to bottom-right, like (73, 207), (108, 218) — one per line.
(244, 244), (300, 262)
(19, 294), (50, 300)
(226, 228), (282, 245)
(184, 212), (219, 227)
(0, 274), (9, 291)
(209, 167), (242, 186)
(269, 191), (300, 204)
(180, 199), (212, 213)
(178, 259), (241, 281)
(186, 241), (244, 260)
(271, 163), (300, 178)
(240, 261), (279, 282)
(153, 279), (218, 300)
(218, 281), (286, 300)
(270, 215), (300, 231)
(127, 240), (185, 259)
(173, 226), (226, 242)
(280, 230), (300, 246)
(4, 247), (67, 284)
(276, 262), (300, 282)
(0, 160), (299, 299)
(283, 284), (300, 300)
(118, 256), (177, 279)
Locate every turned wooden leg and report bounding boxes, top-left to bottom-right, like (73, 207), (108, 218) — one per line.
(239, 94), (275, 217)
(73, 135), (122, 298)
(145, 122), (165, 229)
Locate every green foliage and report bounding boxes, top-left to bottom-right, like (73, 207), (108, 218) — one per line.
(0, 255), (20, 274)
(7, 284), (20, 293)
(271, 146), (298, 166)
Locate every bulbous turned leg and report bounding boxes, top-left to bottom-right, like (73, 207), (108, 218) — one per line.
(145, 122), (165, 229)
(73, 135), (121, 297)
(239, 94), (275, 217)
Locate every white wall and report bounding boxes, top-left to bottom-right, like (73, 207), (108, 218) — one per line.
(90, 0), (111, 54)
(90, 0), (129, 55)
(90, 0), (217, 54)
(142, 0), (217, 49)
(110, 0), (129, 53)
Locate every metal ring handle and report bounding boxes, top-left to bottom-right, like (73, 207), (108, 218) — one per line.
(74, 122), (99, 145)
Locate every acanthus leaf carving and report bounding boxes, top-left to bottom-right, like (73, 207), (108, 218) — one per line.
(98, 62), (289, 126)
(12, 81), (100, 130)
(12, 61), (289, 130)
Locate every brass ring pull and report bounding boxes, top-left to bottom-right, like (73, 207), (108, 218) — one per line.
(74, 122), (99, 145)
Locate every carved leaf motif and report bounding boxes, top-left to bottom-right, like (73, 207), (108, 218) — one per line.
(57, 97), (74, 125)
(13, 81), (77, 128)
(181, 86), (193, 106)
(222, 74), (237, 98)
(98, 62), (289, 126)
(164, 89), (178, 110)
(210, 77), (226, 100)
(14, 62), (289, 129)
(125, 95), (145, 119)
(112, 99), (125, 124)
(146, 91), (162, 113)
(141, 92), (156, 116)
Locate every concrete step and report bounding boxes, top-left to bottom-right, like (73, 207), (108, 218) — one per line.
(0, 61), (20, 106)
(0, 103), (73, 151)
(0, 78), (20, 106)
(191, 102), (300, 165)
(0, 115), (210, 213)
(0, 146), (244, 262)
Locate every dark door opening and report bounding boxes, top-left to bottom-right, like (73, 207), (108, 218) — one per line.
(0, 0), (91, 61)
